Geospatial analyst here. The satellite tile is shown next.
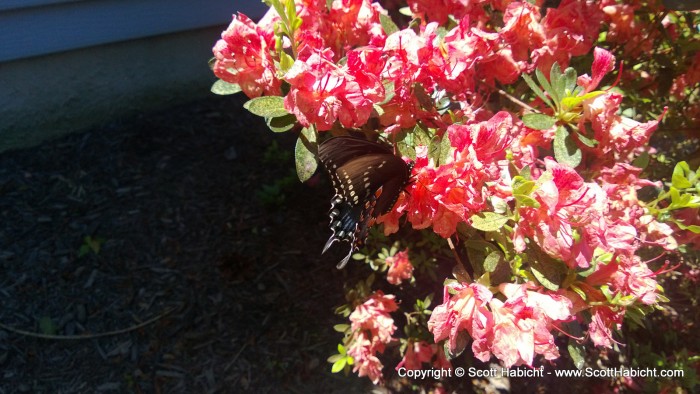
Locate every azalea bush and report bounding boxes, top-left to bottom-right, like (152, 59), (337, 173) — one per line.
(210, 0), (700, 391)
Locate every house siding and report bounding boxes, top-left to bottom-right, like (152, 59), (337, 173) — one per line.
(0, 1), (267, 152)
(0, 0), (267, 62)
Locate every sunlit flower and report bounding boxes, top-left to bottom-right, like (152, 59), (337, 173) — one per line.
(212, 13), (281, 98)
(386, 250), (414, 285)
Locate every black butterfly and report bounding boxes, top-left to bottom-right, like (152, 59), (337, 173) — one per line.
(317, 136), (412, 269)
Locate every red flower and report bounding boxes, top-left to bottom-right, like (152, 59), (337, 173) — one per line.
(396, 341), (434, 370)
(514, 158), (606, 268)
(212, 13), (281, 98)
(347, 291), (398, 384)
(386, 250), (414, 285)
(284, 47), (385, 131)
(427, 281), (494, 359)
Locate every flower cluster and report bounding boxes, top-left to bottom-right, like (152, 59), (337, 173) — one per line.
(385, 249), (414, 285)
(345, 291), (398, 383)
(211, 0), (699, 386)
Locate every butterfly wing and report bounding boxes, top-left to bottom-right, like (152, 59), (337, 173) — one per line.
(318, 136), (396, 168)
(318, 138), (410, 268)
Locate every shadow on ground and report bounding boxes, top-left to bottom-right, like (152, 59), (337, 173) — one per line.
(0, 95), (371, 393)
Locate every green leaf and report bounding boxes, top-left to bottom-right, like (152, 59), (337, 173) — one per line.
(561, 91), (605, 110)
(625, 306), (646, 328)
(536, 68), (555, 105)
(514, 194), (540, 208)
(470, 212), (509, 232)
(575, 131), (598, 148)
(672, 161), (692, 189)
(563, 67), (577, 94)
(78, 244), (90, 258)
(522, 73), (554, 109)
(279, 52), (295, 73)
(570, 284), (587, 300)
(243, 96), (289, 118)
(522, 113), (556, 130)
(266, 113), (297, 133)
(379, 13), (399, 35)
(379, 80), (395, 105)
(483, 251), (503, 273)
(295, 127), (318, 182)
(210, 80), (242, 95)
(327, 354), (343, 363)
(632, 151), (650, 169)
(553, 126), (582, 168)
(512, 176), (536, 195)
(548, 62), (564, 104)
(398, 6), (413, 16)
(464, 239), (495, 278)
(423, 294), (433, 309)
(292, 16), (303, 31)
(331, 358), (347, 373)
(567, 342), (586, 370)
(675, 222), (700, 233)
(333, 324), (349, 333)
(530, 265), (561, 291)
(39, 316), (57, 335)
(529, 251), (566, 291)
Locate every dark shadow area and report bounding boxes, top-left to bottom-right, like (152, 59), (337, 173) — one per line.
(0, 95), (370, 393)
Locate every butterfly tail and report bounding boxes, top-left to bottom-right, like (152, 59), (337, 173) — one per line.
(322, 234), (337, 254)
(336, 248), (353, 269)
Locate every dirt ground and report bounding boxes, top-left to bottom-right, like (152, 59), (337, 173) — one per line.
(1, 94), (695, 394)
(0, 95), (375, 393)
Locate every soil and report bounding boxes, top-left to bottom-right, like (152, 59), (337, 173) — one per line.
(0, 95), (371, 393)
(1, 95), (695, 394)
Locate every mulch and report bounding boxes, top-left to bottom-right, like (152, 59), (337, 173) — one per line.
(0, 95), (371, 393)
(2, 94), (695, 394)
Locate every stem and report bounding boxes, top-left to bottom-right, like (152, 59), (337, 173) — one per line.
(447, 237), (472, 282)
(0, 307), (176, 340)
(494, 85), (537, 113)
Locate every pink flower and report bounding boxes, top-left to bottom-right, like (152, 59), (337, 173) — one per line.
(499, 2), (545, 67)
(329, 0), (387, 49)
(347, 291), (398, 384)
(388, 112), (513, 238)
(284, 46), (385, 131)
(577, 47), (616, 93)
(350, 291), (398, 344)
(427, 281), (494, 360)
(602, 2), (658, 57)
(212, 13), (281, 98)
(396, 341), (434, 370)
(588, 306), (624, 348)
(513, 158), (606, 268)
(487, 283), (572, 367)
(610, 255), (660, 305)
(346, 331), (385, 384)
(532, 0), (604, 72)
(386, 250), (414, 285)
(577, 62), (667, 169)
(396, 341), (453, 372)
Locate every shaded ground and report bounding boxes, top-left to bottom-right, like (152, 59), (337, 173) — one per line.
(1, 95), (696, 394)
(0, 95), (370, 393)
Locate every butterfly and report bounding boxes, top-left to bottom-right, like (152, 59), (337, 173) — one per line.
(317, 136), (413, 269)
